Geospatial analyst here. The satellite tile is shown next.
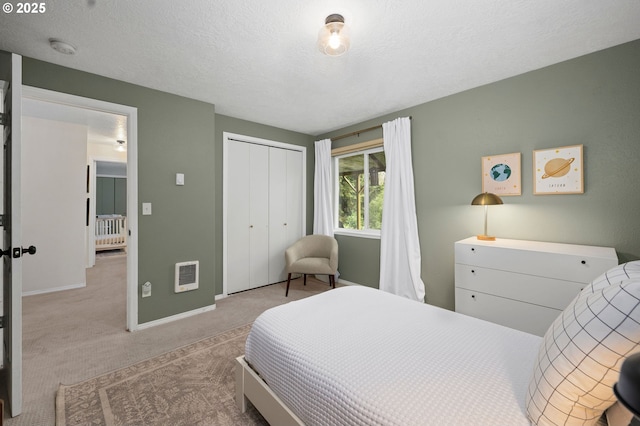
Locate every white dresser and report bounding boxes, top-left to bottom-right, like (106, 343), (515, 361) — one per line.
(454, 237), (618, 336)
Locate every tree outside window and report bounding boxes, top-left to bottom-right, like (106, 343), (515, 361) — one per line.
(335, 148), (385, 233)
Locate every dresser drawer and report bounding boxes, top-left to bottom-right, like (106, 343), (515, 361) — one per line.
(455, 288), (560, 336)
(455, 264), (583, 310)
(454, 239), (617, 283)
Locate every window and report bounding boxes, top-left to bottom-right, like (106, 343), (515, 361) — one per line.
(334, 147), (385, 237)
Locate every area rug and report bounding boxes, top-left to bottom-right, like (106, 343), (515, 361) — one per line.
(56, 323), (267, 426)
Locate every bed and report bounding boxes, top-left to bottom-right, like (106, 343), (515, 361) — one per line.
(236, 285), (542, 425)
(95, 214), (127, 252)
(237, 260), (640, 426)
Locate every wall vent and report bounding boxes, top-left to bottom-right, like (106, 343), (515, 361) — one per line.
(175, 261), (199, 293)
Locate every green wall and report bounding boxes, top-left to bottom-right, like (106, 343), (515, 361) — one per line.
(0, 51), (10, 80)
(16, 56), (216, 324)
(321, 39), (640, 310)
(213, 114), (314, 295)
(4, 38), (639, 319)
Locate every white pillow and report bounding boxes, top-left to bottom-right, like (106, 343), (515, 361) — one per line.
(584, 261), (640, 294)
(526, 261), (640, 426)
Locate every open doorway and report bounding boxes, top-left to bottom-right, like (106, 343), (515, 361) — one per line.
(89, 160), (128, 267)
(21, 86), (139, 331)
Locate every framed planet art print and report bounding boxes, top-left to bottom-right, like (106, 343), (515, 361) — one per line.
(533, 144), (583, 194)
(481, 152), (521, 196)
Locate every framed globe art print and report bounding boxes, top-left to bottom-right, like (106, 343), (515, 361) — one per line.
(533, 144), (584, 194)
(481, 152), (521, 196)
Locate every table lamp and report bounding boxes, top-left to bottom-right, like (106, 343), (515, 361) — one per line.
(614, 352), (640, 419)
(471, 192), (503, 241)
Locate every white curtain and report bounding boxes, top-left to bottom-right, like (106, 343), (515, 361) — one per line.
(379, 117), (426, 302)
(313, 139), (333, 236)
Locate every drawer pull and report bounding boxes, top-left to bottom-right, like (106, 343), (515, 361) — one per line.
(471, 248), (475, 252)
(471, 269), (476, 274)
(581, 260), (586, 265)
(471, 294), (476, 299)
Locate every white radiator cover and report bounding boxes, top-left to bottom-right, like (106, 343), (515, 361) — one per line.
(175, 261), (199, 293)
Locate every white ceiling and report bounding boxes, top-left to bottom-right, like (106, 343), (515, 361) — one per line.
(2, 0), (640, 136)
(22, 97), (127, 145)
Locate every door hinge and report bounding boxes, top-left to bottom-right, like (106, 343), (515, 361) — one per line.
(0, 316), (4, 329)
(0, 215), (4, 226)
(0, 112), (7, 126)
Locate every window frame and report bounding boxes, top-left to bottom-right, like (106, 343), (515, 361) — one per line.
(333, 146), (385, 239)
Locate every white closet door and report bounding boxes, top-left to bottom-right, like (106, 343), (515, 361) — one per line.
(268, 148), (304, 284)
(268, 147), (288, 283)
(226, 135), (305, 294)
(227, 142), (270, 293)
(226, 142), (251, 293)
(249, 144), (270, 289)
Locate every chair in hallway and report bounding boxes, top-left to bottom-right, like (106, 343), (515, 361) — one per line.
(285, 234), (338, 297)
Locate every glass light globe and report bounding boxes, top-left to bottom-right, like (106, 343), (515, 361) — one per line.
(317, 14), (350, 56)
(328, 32), (341, 49)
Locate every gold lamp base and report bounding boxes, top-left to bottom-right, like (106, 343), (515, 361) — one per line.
(476, 235), (496, 241)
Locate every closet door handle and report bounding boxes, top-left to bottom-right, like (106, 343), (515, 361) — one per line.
(22, 245), (37, 256)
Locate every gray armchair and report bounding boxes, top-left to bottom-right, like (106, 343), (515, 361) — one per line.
(285, 234), (338, 296)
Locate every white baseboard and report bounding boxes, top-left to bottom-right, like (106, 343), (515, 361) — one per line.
(215, 293), (227, 301)
(136, 304), (216, 331)
(22, 282), (86, 297)
(336, 278), (363, 287)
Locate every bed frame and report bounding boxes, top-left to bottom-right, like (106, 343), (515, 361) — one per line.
(235, 356), (304, 426)
(95, 215), (127, 251)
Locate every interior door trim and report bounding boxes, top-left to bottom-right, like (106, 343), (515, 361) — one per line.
(21, 86), (140, 331)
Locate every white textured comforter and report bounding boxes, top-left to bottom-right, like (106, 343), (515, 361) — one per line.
(245, 285), (542, 425)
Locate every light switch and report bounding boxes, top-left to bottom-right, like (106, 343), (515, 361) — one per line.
(142, 202), (152, 215)
(176, 173), (185, 186)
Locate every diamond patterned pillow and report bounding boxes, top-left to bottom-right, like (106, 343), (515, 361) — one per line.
(526, 261), (640, 426)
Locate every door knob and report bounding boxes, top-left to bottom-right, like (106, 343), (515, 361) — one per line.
(0, 246), (37, 258)
(22, 245), (37, 255)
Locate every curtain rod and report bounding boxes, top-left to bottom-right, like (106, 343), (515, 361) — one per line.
(330, 116), (412, 142)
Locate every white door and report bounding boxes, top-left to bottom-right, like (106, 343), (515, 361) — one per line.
(2, 53), (26, 417)
(227, 141), (269, 293)
(268, 147), (303, 283)
(268, 147), (287, 283)
(226, 141), (251, 293)
(248, 144), (269, 288)
(224, 133), (306, 295)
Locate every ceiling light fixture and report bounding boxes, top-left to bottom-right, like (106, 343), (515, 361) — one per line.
(49, 38), (77, 55)
(318, 14), (350, 56)
(115, 139), (126, 152)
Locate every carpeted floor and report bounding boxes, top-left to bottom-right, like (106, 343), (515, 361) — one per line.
(4, 253), (334, 425)
(56, 323), (266, 426)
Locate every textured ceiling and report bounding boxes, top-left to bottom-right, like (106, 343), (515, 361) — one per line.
(23, 98), (127, 145)
(2, 0), (640, 135)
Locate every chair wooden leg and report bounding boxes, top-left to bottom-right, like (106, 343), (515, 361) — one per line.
(285, 273), (292, 297)
(329, 274), (335, 289)
(303, 274), (307, 286)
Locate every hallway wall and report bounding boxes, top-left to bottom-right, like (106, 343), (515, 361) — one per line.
(22, 116), (88, 295)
